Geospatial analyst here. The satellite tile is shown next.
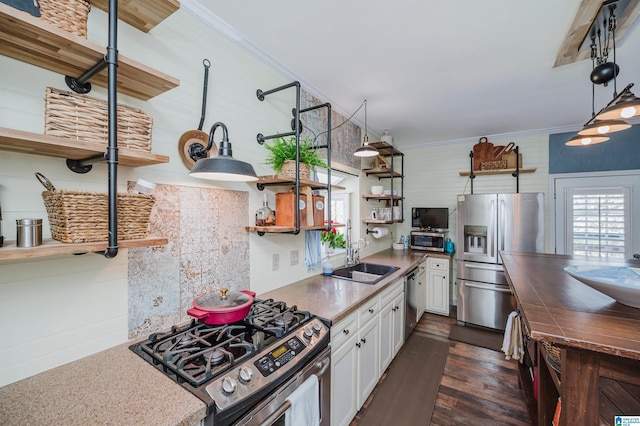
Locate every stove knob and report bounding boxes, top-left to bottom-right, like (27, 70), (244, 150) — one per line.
(221, 376), (237, 395)
(312, 322), (322, 334)
(303, 327), (313, 340)
(238, 366), (253, 383)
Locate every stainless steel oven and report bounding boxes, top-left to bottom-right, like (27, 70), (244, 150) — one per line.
(233, 345), (331, 426)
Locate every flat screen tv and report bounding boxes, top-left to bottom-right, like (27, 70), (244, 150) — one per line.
(411, 207), (449, 230)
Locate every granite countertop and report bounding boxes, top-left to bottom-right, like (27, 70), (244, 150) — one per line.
(0, 248), (448, 425)
(501, 251), (640, 361)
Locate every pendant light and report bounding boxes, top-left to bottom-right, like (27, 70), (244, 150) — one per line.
(566, 2), (633, 146)
(189, 122), (258, 181)
(595, 87), (640, 120)
(354, 99), (379, 157)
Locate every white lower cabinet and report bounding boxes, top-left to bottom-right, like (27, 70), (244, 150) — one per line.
(331, 279), (405, 426)
(426, 257), (450, 315)
(379, 279), (405, 373)
(416, 260), (428, 321)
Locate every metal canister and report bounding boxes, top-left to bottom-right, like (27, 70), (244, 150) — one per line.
(16, 218), (42, 248)
(401, 235), (409, 249)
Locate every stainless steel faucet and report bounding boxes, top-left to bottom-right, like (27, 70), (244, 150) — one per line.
(345, 219), (359, 267)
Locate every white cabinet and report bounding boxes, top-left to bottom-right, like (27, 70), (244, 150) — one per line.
(356, 312), (379, 408)
(331, 313), (359, 426)
(426, 257), (450, 315)
(379, 279), (405, 373)
(330, 279), (405, 425)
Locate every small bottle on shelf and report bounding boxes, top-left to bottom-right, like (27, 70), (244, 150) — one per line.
(255, 194), (276, 226)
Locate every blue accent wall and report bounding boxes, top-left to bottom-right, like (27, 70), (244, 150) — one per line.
(549, 125), (640, 174)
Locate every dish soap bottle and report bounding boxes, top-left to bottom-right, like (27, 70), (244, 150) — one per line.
(322, 255), (333, 276)
(255, 194), (276, 226)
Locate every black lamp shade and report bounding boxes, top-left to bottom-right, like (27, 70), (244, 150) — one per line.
(190, 155), (258, 181)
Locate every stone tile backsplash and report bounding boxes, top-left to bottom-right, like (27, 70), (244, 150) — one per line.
(127, 183), (249, 339)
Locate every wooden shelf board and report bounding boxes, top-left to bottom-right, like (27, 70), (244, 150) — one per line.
(362, 168), (402, 178)
(0, 237), (168, 261)
(246, 223), (345, 234)
(368, 141), (403, 156)
(362, 219), (404, 224)
(90, 0), (180, 33)
(459, 167), (537, 176)
(256, 176), (345, 190)
(363, 194), (404, 200)
(0, 127), (169, 167)
(0, 3), (180, 100)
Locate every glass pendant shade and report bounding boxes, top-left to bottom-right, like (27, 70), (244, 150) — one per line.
(577, 119), (631, 136)
(565, 134), (610, 146)
(595, 90), (640, 120)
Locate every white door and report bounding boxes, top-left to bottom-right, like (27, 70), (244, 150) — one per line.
(391, 292), (405, 356)
(331, 333), (358, 426)
(427, 270), (450, 315)
(416, 261), (427, 321)
(553, 171), (640, 260)
(357, 318), (379, 409)
(378, 301), (393, 372)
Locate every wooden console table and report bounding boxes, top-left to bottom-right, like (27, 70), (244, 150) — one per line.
(501, 252), (640, 426)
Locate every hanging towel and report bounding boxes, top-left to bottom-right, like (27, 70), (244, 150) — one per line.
(501, 311), (518, 357)
(305, 230), (322, 271)
(284, 375), (320, 426)
(502, 311), (525, 363)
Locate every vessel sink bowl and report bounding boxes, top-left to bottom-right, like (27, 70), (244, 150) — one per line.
(332, 263), (400, 284)
(564, 265), (640, 309)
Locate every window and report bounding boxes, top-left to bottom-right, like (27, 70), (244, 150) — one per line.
(567, 188), (628, 260)
(553, 171), (639, 260)
(321, 192), (350, 255)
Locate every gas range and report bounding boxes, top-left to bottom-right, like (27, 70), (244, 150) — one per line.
(129, 298), (331, 425)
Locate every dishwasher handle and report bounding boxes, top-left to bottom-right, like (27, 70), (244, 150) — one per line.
(463, 281), (512, 293)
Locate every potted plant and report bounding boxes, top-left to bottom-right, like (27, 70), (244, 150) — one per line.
(321, 227), (346, 252)
(264, 136), (329, 180)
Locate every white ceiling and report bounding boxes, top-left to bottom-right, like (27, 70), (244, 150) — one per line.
(182, 0), (640, 149)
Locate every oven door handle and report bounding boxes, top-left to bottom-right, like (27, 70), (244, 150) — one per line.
(259, 400), (292, 426)
(463, 281), (512, 293)
(315, 356), (330, 376)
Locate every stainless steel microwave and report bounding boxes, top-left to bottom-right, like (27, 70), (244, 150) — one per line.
(410, 231), (446, 252)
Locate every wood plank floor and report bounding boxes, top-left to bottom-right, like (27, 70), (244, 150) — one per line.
(351, 311), (531, 425)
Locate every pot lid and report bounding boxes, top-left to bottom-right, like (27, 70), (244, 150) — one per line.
(194, 288), (252, 311)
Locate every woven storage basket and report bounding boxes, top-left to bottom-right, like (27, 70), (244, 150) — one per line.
(45, 87), (153, 151)
(39, 0), (91, 38)
(542, 341), (561, 373)
(280, 160), (310, 180)
(41, 190), (155, 243)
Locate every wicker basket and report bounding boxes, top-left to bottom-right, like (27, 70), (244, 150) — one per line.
(280, 160), (310, 180)
(45, 87), (153, 151)
(41, 190), (155, 243)
(542, 341), (561, 373)
(39, 0), (91, 38)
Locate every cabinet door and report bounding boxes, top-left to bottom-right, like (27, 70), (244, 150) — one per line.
(379, 301), (393, 373)
(331, 333), (358, 426)
(391, 292), (405, 356)
(427, 270), (450, 315)
(357, 317), (379, 409)
(416, 262), (428, 322)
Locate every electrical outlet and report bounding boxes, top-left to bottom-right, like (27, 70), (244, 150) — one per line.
(272, 253), (279, 271)
(290, 250), (299, 266)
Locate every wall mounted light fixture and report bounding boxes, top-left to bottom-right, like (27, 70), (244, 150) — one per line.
(189, 122), (258, 181)
(566, 1), (637, 146)
(354, 99), (379, 157)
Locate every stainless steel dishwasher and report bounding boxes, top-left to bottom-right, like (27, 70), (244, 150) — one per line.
(404, 267), (418, 339)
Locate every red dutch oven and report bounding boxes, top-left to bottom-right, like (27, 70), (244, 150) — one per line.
(187, 288), (256, 324)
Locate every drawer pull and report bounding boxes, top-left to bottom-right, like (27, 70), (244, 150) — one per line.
(368, 308), (374, 314)
(356, 342), (361, 348)
(343, 329), (350, 335)
(361, 338), (367, 344)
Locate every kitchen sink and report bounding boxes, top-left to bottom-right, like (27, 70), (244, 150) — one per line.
(332, 263), (400, 284)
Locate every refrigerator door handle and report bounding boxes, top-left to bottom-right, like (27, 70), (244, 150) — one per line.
(463, 282), (512, 293)
(499, 198), (505, 252)
(490, 199), (495, 258)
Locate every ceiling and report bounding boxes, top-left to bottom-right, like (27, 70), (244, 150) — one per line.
(182, 0), (640, 149)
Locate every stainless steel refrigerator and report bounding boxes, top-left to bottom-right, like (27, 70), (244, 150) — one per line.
(456, 193), (544, 330)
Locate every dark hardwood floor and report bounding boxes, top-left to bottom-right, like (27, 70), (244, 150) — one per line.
(351, 310), (531, 425)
